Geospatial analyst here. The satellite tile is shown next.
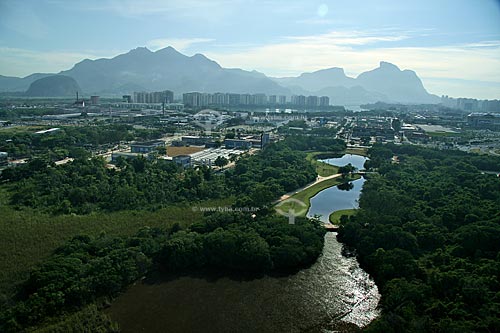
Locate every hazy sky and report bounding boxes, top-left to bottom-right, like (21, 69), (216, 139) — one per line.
(0, 0), (499, 99)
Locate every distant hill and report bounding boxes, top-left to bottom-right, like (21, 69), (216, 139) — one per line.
(25, 75), (81, 97)
(315, 85), (389, 105)
(0, 46), (439, 104)
(356, 62), (438, 103)
(58, 46), (290, 95)
(0, 73), (52, 92)
(274, 67), (356, 92)
(273, 62), (439, 104)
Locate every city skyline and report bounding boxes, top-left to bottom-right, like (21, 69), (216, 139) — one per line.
(0, 0), (499, 100)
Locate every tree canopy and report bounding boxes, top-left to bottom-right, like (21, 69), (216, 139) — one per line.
(338, 143), (500, 332)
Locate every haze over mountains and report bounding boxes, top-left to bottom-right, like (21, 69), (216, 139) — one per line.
(0, 46), (439, 104)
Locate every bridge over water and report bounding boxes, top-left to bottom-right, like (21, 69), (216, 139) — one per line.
(324, 224), (339, 232)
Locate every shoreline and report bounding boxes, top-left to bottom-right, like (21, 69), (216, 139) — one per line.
(275, 173), (361, 218)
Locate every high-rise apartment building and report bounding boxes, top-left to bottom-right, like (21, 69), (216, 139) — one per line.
(134, 90), (173, 103)
(291, 95), (306, 106)
(253, 93), (267, 105)
(306, 95), (319, 107)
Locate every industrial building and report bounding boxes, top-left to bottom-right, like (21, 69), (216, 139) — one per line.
(173, 155), (191, 167)
(130, 140), (165, 153)
(224, 139), (253, 149)
(181, 136), (213, 146)
(467, 113), (500, 130)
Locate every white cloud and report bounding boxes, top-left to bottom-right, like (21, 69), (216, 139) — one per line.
(285, 30), (409, 46)
(203, 30), (413, 76)
(146, 38), (215, 52)
(203, 30), (500, 98)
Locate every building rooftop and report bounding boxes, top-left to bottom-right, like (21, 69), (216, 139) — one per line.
(130, 140), (165, 147)
(468, 113), (500, 117)
(35, 128), (60, 134)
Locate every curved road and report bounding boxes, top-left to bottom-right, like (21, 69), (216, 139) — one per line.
(275, 173), (342, 203)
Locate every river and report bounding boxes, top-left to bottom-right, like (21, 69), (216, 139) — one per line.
(320, 154), (368, 171)
(106, 233), (379, 332)
(307, 177), (365, 223)
(307, 154), (369, 223)
(106, 154), (379, 332)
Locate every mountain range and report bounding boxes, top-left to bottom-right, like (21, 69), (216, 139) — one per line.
(0, 46), (439, 104)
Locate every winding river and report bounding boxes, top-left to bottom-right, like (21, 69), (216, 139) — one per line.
(307, 154), (369, 222)
(307, 177), (365, 222)
(106, 154), (379, 332)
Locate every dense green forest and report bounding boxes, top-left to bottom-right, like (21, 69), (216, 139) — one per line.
(338, 143), (500, 332)
(0, 139), (326, 331)
(280, 135), (346, 152)
(3, 157), (227, 214)
(1, 139), (317, 214)
(0, 212), (325, 332)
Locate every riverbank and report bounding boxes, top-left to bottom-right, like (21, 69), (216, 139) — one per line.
(105, 233), (380, 333)
(329, 209), (357, 224)
(345, 147), (368, 157)
(306, 152), (340, 177)
(275, 174), (361, 218)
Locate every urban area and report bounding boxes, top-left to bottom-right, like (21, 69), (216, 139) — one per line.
(1, 90), (499, 170)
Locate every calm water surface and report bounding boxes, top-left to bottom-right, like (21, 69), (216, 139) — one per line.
(106, 233), (379, 333)
(307, 177), (365, 222)
(106, 154), (379, 332)
(307, 154), (369, 222)
(320, 154), (368, 171)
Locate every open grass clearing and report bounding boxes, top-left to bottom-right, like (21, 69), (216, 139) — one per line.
(276, 174), (360, 218)
(0, 186), (233, 299)
(329, 209), (357, 224)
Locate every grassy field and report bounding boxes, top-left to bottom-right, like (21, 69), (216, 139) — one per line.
(329, 209), (357, 224)
(275, 174), (360, 218)
(0, 186), (233, 300)
(167, 146), (204, 157)
(345, 147), (368, 157)
(277, 150), (364, 217)
(306, 149), (368, 176)
(306, 152), (339, 177)
(0, 125), (47, 135)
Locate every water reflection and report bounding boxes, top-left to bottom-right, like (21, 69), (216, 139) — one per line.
(107, 234), (380, 333)
(320, 154), (368, 171)
(307, 178), (366, 222)
(337, 182), (354, 191)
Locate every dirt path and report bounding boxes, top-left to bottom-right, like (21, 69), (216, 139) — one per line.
(275, 173), (342, 203)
